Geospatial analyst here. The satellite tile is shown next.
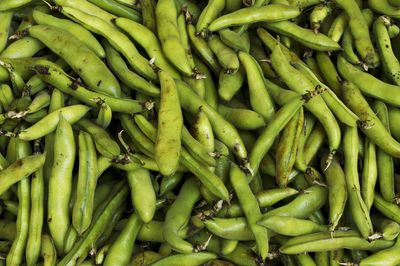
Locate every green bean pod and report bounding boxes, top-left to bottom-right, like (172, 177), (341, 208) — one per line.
(194, 55), (218, 109)
(230, 162), (269, 259)
(239, 51), (275, 121)
(218, 66), (245, 101)
(361, 137), (377, 211)
(335, 0), (379, 67)
(359, 237), (400, 266)
(114, 17), (181, 79)
(249, 94), (305, 174)
(72, 131), (98, 235)
(141, 0), (157, 33)
(7, 137), (31, 266)
(0, 152), (45, 195)
(0, 220), (16, 240)
(343, 126), (374, 239)
(41, 234), (57, 266)
(25, 143), (44, 266)
(127, 168), (156, 223)
(163, 177), (200, 253)
(373, 101), (396, 202)
(208, 4), (301, 31)
(29, 60), (145, 113)
(187, 23), (221, 75)
(0, 11), (12, 53)
(86, 0), (141, 21)
(208, 35), (239, 74)
(32, 8), (105, 58)
(1, 36), (44, 59)
(176, 80), (247, 162)
(315, 52), (341, 96)
(271, 39), (340, 164)
(262, 21), (341, 51)
(103, 212), (143, 266)
(59, 182), (129, 265)
(77, 118), (120, 159)
(219, 29), (250, 52)
(25, 24), (120, 97)
(374, 193), (400, 224)
(340, 78), (400, 158)
(196, 0), (225, 34)
(96, 102), (112, 129)
(259, 216), (327, 236)
(275, 108), (303, 187)
(156, 0), (194, 76)
(150, 252), (217, 266)
(217, 104), (266, 130)
(327, 11), (348, 42)
(369, 0), (400, 18)
(280, 231), (394, 254)
(60, 6), (157, 82)
(389, 106), (400, 141)
(183, 127), (216, 167)
(104, 40), (160, 97)
(155, 69), (183, 176)
(372, 215), (400, 241)
(47, 115), (75, 254)
(321, 155), (347, 232)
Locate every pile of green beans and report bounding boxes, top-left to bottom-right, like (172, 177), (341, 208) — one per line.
(3, 0), (400, 265)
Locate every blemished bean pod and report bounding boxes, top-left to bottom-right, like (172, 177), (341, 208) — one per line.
(275, 108), (303, 187)
(41, 234), (57, 266)
(155, 69), (183, 176)
(32, 8), (105, 58)
(127, 168), (156, 223)
(249, 94), (306, 175)
(334, 0), (379, 68)
(103, 212), (143, 266)
(271, 42), (340, 168)
(310, 3), (333, 34)
(47, 115), (75, 254)
(239, 51), (275, 121)
(163, 177), (200, 253)
(340, 78), (400, 158)
(72, 131), (98, 235)
(230, 162), (269, 259)
(208, 4), (301, 32)
(374, 16), (400, 86)
(24, 24), (120, 97)
(373, 101), (396, 203)
(156, 0), (194, 76)
(25, 141), (45, 266)
(0, 152), (45, 195)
